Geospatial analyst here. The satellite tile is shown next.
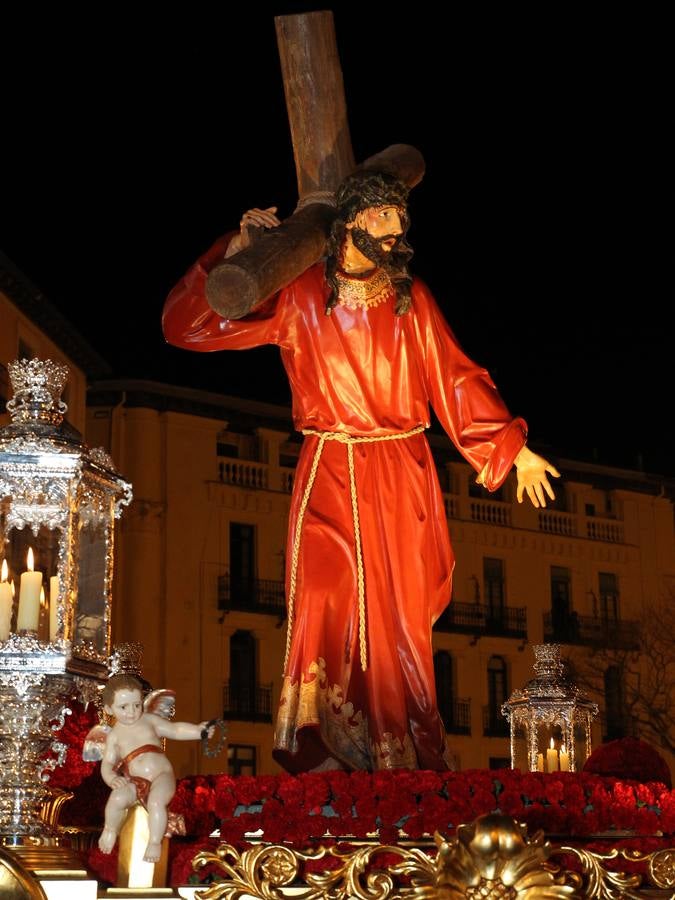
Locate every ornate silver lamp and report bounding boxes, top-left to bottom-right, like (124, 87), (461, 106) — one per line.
(0, 358), (131, 846)
(502, 644), (598, 773)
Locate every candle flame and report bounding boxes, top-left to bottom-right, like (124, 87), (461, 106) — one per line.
(10, 580), (15, 597)
(40, 586), (46, 608)
(550, 737), (555, 750)
(561, 744), (566, 754)
(27, 547), (35, 572)
(1, 559), (7, 582)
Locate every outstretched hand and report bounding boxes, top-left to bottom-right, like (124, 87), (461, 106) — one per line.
(225, 206), (281, 257)
(514, 446), (560, 508)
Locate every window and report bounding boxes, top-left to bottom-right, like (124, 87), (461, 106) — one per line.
(229, 630), (256, 714)
(599, 573), (619, 622)
(217, 442), (239, 458)
(228, 744), (257, 776)
(230, 523), (256, 605)
(489, 757), (511, 770)
(545, 483), (567, 512)
(585, 503), (596, 517)
(484, 558), (505, 621)
(604, 665), (624, 739)
(486, 655), (508, 734)
(469, 481), (504, 501)
(550, 566), (571, 637)
(434, 651), (454, 731)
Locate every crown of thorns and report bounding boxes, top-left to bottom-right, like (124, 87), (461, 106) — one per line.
(335, 170), (409, 222)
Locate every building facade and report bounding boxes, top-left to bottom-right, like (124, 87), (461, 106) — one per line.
(86, 380), (675, 780)
(1, 251), (110, 434)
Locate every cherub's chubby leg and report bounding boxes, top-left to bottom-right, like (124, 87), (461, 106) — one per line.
(143, 770), (176, 863)
(99, 781), (137, 853)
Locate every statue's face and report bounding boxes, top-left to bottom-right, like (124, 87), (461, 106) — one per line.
(107, 688), (143, 725)
(350, 205), (403, 253)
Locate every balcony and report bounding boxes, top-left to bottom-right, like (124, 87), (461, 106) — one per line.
(218, 575), (286, 617)
(470, 498), (511, 527)
(543, 612), (640, 650)
(217, 459), (295, 493)
(538, 510), (577, 537)
(223, 682), (273, 722)
(435, 602), (527, 639)
(585, 517), (624, 543)
(483, 706), (510, 737)
(440, 698), (472, 735)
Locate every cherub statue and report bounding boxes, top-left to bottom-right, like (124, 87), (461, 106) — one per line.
(84, 673), (217, 863)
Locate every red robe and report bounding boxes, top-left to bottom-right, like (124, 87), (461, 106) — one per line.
(163, 236), (527, 772)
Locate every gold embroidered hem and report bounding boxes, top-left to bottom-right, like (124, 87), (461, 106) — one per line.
(274, 658), (419, 771)
(335, 268), (393, 309)
(371, 732), (418, 770)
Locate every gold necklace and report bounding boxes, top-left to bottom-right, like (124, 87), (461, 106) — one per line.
(335, 267), (393, 310)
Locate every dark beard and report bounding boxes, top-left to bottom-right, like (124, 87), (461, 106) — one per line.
(349, 227), (401, 270)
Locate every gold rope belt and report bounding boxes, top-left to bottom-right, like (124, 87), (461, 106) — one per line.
(284, 424), (426, 674)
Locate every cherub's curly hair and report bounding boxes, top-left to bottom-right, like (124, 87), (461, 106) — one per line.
(325, 170), (414, 315)
(102, 673), (143, 707)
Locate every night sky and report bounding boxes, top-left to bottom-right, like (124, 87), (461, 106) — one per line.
(3, 6), (671, 475)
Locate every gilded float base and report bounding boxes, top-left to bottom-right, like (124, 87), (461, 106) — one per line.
(191, 813), (675, 899)
(1, 832), (87, 872)
(103, 890), (176, 897)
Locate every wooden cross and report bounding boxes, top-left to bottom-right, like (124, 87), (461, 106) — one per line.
(205, 11), (425, 320)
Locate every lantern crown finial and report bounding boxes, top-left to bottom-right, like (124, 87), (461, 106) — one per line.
(6, 358), (69, 426)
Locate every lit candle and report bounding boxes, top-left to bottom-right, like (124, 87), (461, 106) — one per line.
(17, 548), (42, 633)
(0, 560), (12, 641)
(546, 737), (559, 773)
(536, 752), (544, 772)
(49, 574), (60, 641)
(39, 586), (47, 640)
(559, 744), (570, 771)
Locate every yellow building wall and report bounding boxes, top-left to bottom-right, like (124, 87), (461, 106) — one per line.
(0, 291), (87, 434)
(87, 389), (675, 782)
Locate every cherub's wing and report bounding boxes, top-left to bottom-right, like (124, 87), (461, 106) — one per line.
(143, 688), (176, 719)
(82, 724), (111, 761)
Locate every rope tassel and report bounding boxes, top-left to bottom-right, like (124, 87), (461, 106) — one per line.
(283, 425), (426, 674)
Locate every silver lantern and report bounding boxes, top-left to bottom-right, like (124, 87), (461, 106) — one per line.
(502, 643), (598, 773)
(0, 358), (131, 841)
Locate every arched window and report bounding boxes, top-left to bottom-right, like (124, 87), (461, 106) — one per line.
(434, 651), (454, 731)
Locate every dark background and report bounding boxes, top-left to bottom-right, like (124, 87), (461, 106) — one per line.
(3, 5), (671, 474)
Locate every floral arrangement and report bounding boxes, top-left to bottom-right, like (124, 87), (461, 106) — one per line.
(583, 737), (672, 788)
(48, 704), (675, 889)
(168, 768), (675, 846)
(45, 699), (99, 792)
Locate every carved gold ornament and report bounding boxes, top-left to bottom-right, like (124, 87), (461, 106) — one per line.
(192, 813), (582, 899)
(191, 812), (675, 899)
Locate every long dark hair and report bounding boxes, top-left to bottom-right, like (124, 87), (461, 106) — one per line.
(325, 171), (414, 315)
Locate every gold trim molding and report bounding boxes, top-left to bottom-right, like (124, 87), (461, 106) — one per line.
(192, 814), (675, 899)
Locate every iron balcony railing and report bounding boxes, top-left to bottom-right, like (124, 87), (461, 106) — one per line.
(435, 601), (527, 639)
(543, 612), (640, 650)
(223, 682), (273, 722)
(440, 698), (471, 735)
(483, 705), (510, 737)
(218, 575), (286, 617)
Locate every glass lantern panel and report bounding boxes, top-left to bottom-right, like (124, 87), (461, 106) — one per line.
(3, 525), (60, 638)
(74, 520), (107, 651)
